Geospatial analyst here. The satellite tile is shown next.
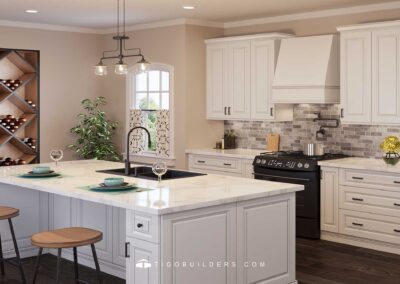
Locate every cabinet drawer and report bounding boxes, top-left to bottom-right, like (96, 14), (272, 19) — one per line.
(189, 154), (242, 173)
(339, 209), (400, 245)
(126, 210), (160, 244)
(340, 168), (400, 191)
(339, 186), (400, 217)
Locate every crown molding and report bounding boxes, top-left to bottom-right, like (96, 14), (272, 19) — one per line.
(0, 20), (103, 34)
(223, 1), (400, 28)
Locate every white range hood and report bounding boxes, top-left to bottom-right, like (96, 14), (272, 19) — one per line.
(272, 34), (340, 104)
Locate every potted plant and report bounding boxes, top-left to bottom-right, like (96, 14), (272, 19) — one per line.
(380, 136), (400, 165)
(68, 96), (120, 161)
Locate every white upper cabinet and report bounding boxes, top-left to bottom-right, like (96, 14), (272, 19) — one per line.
(372, 27), (400, 124)
(206, 33), (293, 121)
(340, 31), (372, 123)
(338, 21), (400, 124)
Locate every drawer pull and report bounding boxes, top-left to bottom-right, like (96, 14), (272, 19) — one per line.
(352, 197), (364, 202)
(223, 163), (232, 166)
(125, 242), (130, 258)
(394, 181), (400, 184)
(197, 160), (206, 163)
(352, 176), (364, 180)
(352, 222), (364, 227)
(394, 229), (400, 233)
(137, 223), (143, 228)
(394, 203), (400, 207)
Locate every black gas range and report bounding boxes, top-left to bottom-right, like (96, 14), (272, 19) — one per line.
(253, 151), (348, 239)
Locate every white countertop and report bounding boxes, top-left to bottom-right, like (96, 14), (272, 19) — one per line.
(0, 160), (303, 215)
(318, 157), (400, 174)
(186, 148), (265, 160)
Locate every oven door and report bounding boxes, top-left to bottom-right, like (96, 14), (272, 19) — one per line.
(253, 167), (319, 219)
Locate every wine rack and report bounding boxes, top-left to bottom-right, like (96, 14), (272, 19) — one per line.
(0, 48), (39, 166)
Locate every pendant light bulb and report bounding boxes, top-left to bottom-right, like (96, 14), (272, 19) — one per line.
(94, 61), (107, 76)
(138, 56), (150, 72)
(115, 60), (128, 75)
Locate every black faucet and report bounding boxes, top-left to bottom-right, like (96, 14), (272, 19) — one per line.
(125, 126), (152, 176)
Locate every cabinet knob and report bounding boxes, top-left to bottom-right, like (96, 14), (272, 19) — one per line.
(137, 223), (143, 228)
(394, 203), (400, 207)
(224, 107), (227, 115)
(352, 197), (364, 202)
(352, 222), (364, 227)
(352, 176), (364, 180)
(270, 107), (274, 116)
(125, 242), (130, 258)
(394, 229), (400, 233)
(228, 107), (231, 115)
(340, 108), (344, 118)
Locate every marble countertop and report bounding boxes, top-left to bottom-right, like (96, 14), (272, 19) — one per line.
(318, 157), (400, 174)
(186, 148), (266, 160)
(0, 160), (303, 215)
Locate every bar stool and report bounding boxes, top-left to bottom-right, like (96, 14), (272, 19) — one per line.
(31, 227), (103, 284)
(0, 206), (26, 284)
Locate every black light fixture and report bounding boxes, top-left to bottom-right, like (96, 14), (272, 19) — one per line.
(94, 0), (149, 76)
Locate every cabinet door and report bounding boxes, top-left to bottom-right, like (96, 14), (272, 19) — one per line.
(237, 194), (296, 284)
(340, 31), (372, 123)
(126, 238), (160, 284)
(250, 39), (276, 120)
(162, 204), (237, 284)
(113, 207), (127, 267)
(228, 41), (251, 120)
(321, 167), (339, 233)
(372, 28), (400, 124)
(207, 44), (228, 119)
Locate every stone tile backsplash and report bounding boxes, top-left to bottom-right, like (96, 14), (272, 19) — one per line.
(224, 104), (400, 158)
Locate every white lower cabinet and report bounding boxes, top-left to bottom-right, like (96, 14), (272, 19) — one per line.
(320, 166), (400, 254)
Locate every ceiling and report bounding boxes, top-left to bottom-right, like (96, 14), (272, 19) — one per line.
(0, 0), (398, 29)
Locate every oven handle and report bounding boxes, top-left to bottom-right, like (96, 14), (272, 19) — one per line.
(254, 173), (311, 182)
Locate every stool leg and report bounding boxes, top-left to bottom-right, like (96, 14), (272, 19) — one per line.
(56, 248), (62, 284)
(8, 219), (26, 284)
(32, 247), (43, 284)
(73, 247), (79, 283)
(91, 244), (102, 283)
(0, 233), (4, 276)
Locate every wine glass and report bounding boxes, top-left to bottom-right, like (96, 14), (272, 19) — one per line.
(50, 149), (63, 167)
(152, 162), (167, 184)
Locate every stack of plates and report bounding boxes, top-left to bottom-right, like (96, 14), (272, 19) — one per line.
(19, 171), (61, 178)
(90, 182), (137, 192)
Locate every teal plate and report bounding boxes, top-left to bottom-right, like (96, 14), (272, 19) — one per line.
(89, 184), (138, 192)
(19, 172), (61, 178)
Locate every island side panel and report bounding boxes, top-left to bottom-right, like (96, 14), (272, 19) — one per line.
(0, 183), (49, 258)
(237, 193), (296, 284)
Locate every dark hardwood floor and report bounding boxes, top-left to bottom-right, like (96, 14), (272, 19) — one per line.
(1, 239), (399, 283)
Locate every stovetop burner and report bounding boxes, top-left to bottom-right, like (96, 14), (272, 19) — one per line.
(259, 151), (348, 161)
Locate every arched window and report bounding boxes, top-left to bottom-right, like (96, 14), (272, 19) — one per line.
(127, 63), (174, 158)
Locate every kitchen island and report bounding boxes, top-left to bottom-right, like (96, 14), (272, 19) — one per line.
(0, 160), (303, 284)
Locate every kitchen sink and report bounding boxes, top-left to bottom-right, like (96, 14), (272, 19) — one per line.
(97, 166), (206, 181)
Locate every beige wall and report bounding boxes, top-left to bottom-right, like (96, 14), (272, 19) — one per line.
(100, 24), (224, 169)
(0, 26), (102, 162)
(224, 9), (400, 36)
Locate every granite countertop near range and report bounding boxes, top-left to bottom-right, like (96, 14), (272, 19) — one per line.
(186, 148), (267, 160)
(318, 157), (400, 174)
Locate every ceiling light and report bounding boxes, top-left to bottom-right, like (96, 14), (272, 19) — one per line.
(25, 10), (38, 14)
(183, 6), (195, 10)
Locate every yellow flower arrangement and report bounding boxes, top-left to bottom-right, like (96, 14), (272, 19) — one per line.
(380, 136), (400, 154)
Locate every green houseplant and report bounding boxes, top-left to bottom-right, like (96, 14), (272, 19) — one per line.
(68, 96), (120, 161)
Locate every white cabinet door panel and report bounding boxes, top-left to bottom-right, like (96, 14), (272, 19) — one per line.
(113, 207), (127, 267)
(372, 28), (400, 124)
(321, 167), (339, 233)
(251, 40), (275, 120)
(162, 204), (237, 284)
(340, 31), (372, 123)
(228, 41), (251, 119)
(207, 44), (228, 119)
(237, 194), (296, 284)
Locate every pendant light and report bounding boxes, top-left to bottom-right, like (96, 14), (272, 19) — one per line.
(94, 0), (149, 76)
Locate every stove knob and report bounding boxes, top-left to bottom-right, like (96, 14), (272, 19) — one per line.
(256, 158), (261, 164)
(297, 162), (303, 168)
(304, 163), (310, 169)
(261, 159), (266, 164)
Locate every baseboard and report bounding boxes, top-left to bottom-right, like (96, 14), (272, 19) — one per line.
(49, 249), (126, 279)
(321, 231), (400, 255)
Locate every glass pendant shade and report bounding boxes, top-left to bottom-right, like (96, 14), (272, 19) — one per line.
(94, 63), (107, 76)
(138, 57), (150, 72)
(115, 62), (128, 75)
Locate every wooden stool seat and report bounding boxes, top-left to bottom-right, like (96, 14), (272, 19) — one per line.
(31, 227), (103, 249)
(0, 206), (19, 220)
